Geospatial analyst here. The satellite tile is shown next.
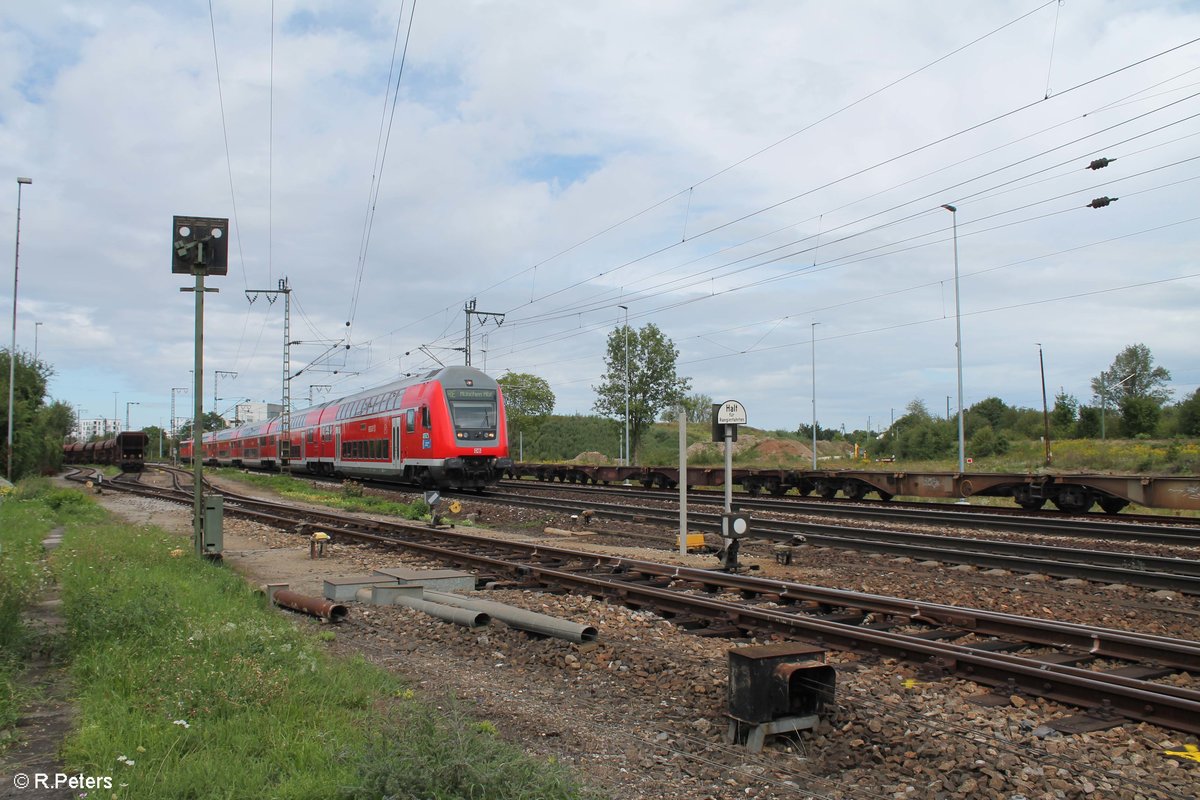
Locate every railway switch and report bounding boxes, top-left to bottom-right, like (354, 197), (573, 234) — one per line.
(726, 643), (835, 753)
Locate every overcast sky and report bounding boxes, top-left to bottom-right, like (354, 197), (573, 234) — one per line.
(2, 1), (1198, 439)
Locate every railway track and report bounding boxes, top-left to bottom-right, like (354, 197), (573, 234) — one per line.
(87, 468), (1200, 735)
(459, 486), (1200, 595)
(497, 479), (1200, 543)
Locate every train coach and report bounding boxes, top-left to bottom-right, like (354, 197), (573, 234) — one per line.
(181, 365), (511, 490)
(63, 431), (150, 472)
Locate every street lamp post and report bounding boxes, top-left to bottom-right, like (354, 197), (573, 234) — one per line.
(34, 321), (42, 361)
(618, 305), (630, 468)
(7, 176), (32, 480)
(941, 204), (966, 476)
(811, 321), (819, 470)
(1037, 343), (1051, 465)
(125, 401), (140, 431)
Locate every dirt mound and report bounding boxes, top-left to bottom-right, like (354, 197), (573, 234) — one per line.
(570, 451), (611, 465)
(755, 439), (810, 460)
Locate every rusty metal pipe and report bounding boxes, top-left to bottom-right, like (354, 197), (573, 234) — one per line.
(425, 590), (598, 642)
(273, 589), (348, 623)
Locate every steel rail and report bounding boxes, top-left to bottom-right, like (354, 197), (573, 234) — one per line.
(451, 489), (1200, 594)
(496, 480), (1200, 543)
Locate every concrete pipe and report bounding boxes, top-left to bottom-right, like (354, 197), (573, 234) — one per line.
(392, 595), (491, 628)
(425, 590), (598, 643)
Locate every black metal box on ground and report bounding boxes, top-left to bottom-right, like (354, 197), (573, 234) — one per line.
(727, 642), (835, 724)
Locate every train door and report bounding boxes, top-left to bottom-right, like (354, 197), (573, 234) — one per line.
(334, 428), (342, 473)
(392, 417), (403, 467)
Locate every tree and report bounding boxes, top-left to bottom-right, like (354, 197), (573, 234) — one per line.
(1119, 396), (1160, 438)
(0, 351), (73, 479)
(175, 412), (228, 441)
(1050, 391), (1078, 437)
(1075, 406), (1101, 438)
(497, 372), (555, 443)
(661, 392), (713, 423)
(1176, 389), (1200, 437)
(1090, 344), (1172, 408)
(593, 322), (690, 465)
(970, 397), (1012, 431)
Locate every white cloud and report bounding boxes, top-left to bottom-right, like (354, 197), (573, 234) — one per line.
(2, 0), (1198, 436)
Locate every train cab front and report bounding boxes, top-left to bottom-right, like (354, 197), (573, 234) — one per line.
(442, 373), (511, 488)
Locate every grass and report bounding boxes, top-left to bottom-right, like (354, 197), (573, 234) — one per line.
(213, 468), (431, 519)
(0, 479), (68, 742)
(0, 481), (591, 799)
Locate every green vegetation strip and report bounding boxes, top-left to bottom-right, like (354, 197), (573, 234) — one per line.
(215, 468), (432, 520)
(2, 481), (587, 799)
(0, 480), (59, 737)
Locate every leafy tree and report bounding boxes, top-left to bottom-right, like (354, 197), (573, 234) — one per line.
(1050, 391), (1078, 436)
(497, 372), (555, 442)
(1075, 406), (1101, 438)
(970, 397), (1012, 431)
(1119, 396), (1160, 438)
(0, 351), (73, 479)
(142, 425), (167, 460)
(876, 399), (953, 459)
(968, 425), (1010, 457)
(1176, 389), (1200, 437)
(175, 412), (228, 441)
(593, 323), (690, 465)
(661, 392), (713, 423)
(1090, 343), (1172, 408)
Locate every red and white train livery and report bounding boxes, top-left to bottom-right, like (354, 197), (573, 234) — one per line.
(180, 366), (510, 490)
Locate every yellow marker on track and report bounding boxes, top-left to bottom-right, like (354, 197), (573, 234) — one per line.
(1164, 743), (1200, 763)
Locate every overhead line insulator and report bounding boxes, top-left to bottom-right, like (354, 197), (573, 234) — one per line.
(1087, 157), (1114, 170)
(1087, 196), (1118, 209)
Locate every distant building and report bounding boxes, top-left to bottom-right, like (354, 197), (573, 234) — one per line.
(230, 402), (283, 425)
(73, 418), (121, 441)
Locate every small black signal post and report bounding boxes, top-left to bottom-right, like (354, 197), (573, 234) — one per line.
(173, 216), (228, 558)
(713, 400), (750, 570)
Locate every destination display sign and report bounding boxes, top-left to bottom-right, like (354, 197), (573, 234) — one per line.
(445, 388), (496, 401)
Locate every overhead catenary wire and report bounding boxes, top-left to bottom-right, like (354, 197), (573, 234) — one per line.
(357, 2), (1077, 345)
(323, 29), (1200, 404)
(346, 0), (419, 335)
(362, 41), (1200, 368)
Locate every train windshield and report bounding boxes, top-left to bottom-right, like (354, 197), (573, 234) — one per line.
(445, 388), (498, 433)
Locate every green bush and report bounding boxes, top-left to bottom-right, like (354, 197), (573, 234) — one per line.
(346, 699), (589, 800)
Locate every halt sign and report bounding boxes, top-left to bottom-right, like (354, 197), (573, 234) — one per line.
(717, 400), (747, 425)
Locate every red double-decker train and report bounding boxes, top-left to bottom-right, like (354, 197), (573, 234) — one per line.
(180, 366), (510, 490)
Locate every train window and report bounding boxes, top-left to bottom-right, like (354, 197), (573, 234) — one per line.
(405, 409), (415, 433)
(306, 431), (314, 443)
(421, 406), (430, 429)
(322, 425), (332, 438)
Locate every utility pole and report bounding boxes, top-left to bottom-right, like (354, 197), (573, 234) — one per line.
(246, 277), (292, 464)
(1037, 343), (1051, 465)
(462, 298), (504, 368)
